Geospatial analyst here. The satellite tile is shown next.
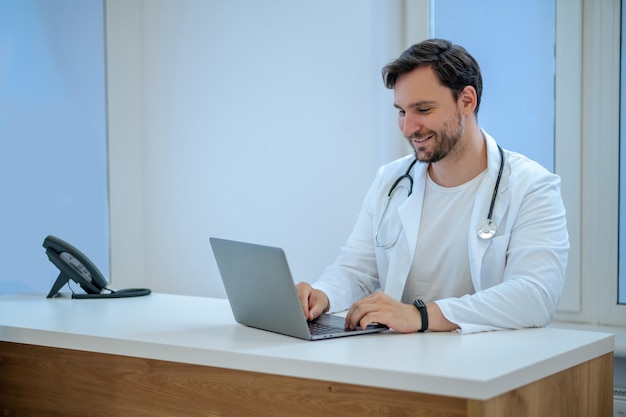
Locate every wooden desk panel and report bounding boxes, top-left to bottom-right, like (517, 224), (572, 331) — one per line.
(0, 341), (613, 417)
(478, 351), (613, 417)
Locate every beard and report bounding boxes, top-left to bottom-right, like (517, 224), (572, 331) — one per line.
(409, 111), (464, 163)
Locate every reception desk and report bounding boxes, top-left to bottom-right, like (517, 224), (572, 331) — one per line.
(0, 293), (614, 416)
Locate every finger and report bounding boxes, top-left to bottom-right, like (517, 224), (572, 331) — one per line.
(345, 299), (376, 329)
(344, 302), (357, 328)
(359, 313), (379, 330)
(358, 307), (385, 329)
(295, 282), (311, 318)
(345, 298), (367, 328)
(308, 301), (323, 321)
(344, 295), (370, 326)
(308, 290), (329, 321)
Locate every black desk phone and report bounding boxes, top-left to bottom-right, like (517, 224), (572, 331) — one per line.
(43, 235), (150, 299)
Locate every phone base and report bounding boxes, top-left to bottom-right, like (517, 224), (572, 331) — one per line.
(46, 273), (70, 299)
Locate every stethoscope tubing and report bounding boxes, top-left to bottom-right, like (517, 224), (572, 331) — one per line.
(486, 145), (504, 223)
(375, 144), (504, 248)
(386, 159), (418, 198)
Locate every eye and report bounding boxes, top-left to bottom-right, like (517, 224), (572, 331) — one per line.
(418, 107), (432, 113)
(398, 109), (406, 116)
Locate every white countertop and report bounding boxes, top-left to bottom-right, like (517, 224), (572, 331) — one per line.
(550, 320), (626, 357)
(0, 292), (614, 400)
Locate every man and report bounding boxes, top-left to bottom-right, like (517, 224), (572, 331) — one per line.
(296, 39), (569, 334)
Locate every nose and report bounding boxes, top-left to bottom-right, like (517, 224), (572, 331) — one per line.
(399, 112), (422, 138)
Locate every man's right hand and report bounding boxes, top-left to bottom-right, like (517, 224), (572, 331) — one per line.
(295, 282), (330, 321)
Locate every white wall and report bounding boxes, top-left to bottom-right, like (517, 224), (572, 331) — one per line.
(106, 0), (412, 297)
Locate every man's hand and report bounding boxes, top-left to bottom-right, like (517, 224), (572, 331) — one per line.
(344, 291), (421, 333)
(295, 282), (330, 321)
(345, 292), (459, 333)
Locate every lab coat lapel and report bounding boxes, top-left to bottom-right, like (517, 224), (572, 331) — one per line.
(399, 162), (428, 258)
(468, 134), (511, 289)
(384, 162), (428, 300)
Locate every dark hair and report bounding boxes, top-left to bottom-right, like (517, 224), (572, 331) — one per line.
(382, 39), (483, 114)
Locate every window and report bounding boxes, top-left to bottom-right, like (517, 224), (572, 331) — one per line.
(0, 0), (109, 294)
(408, 0), (595, 320)
(431, 0), (556, 172)
(426, 0), (584, 315)
(428, 0), (626, 326)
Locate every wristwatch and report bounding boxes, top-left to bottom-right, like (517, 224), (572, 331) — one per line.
(413, 299), (428, 332)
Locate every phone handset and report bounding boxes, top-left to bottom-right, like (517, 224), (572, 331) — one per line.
(59, 252), (94, 283)
(43, 235), (150, 299)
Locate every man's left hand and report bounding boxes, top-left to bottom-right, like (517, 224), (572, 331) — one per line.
(344, 291), (422, 333)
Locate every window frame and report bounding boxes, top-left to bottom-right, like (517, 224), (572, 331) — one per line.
(582, 0), (623, 326)
(555, 0), (623, 326)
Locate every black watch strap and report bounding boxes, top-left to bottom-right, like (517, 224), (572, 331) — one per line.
(413, 299), (428, 332)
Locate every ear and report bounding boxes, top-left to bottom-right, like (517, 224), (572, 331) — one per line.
(458, 86), (477, 115)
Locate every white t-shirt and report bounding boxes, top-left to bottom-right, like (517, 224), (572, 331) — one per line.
(401, 170), (485, 304)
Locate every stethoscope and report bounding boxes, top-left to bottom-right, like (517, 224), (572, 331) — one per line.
(374, 145), (504, 248)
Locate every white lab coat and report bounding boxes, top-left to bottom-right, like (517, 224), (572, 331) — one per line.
(313, 132), (569, 334)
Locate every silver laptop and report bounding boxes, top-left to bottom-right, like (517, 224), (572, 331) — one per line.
(210, 237), (388, 340)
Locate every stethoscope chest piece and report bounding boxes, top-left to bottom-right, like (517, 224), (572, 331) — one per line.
(477, 219), (497, 240)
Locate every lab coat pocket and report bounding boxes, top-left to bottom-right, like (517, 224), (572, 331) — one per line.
(480, 234), (510, 289)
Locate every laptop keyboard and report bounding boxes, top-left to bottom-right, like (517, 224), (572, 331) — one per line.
(309, 321), (346, 335)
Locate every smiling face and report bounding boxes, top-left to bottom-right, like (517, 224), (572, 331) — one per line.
(394, 65), (468, 163)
